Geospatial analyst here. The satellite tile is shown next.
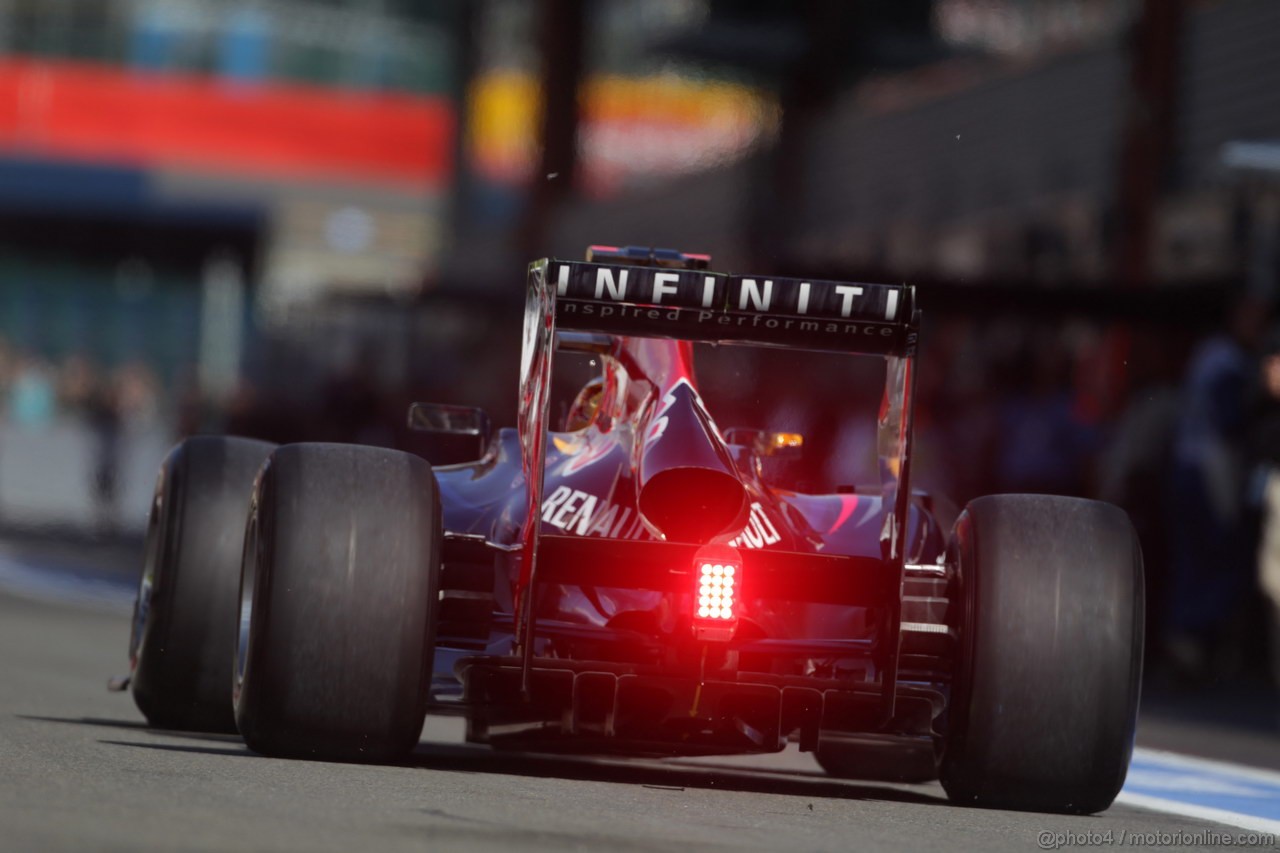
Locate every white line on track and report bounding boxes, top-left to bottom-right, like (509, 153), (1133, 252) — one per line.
(0, 550), (133, 612)
(1134, 747), (1280, 787)
(1115, 791), (1280, 835)
(1119, 748), (1280, 834)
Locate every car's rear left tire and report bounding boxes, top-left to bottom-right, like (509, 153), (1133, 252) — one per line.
(233, 443), (441, 762)
(940, 494), (1144, 814)
(130, 436), (276, 732)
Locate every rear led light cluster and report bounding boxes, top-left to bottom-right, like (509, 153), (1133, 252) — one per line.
(691, 545), (742, 641)
(697, 563), (736, 620)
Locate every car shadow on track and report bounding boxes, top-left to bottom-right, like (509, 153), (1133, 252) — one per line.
(19, 713), (947, 806)
(17, 714), (149, 731)
(99, 739), (251, 758)
(16, 714), (243, 744)
(16, 713), (253, 758)
(408, 742), (947, 807)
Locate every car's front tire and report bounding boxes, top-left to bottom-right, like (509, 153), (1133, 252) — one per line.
(130, 436), (276, 732)
(233, 443), (441, 762)
(940, 494), (1144, 814)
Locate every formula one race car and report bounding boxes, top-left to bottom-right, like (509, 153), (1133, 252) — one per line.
(121, 246), (1144, 814)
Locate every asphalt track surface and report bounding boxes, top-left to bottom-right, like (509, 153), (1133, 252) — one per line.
(3, 573), (1280, 851)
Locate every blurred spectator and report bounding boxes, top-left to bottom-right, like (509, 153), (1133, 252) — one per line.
(9, 353), (56, 428)
(1097, 329), (1184, 662)
(116, 361), (162, 431)
(1250, 327), (1280, 689)
(174, 367), (210, 438)
(320, 349), (391, 447)
(994, 335), (1096, 496)
(936, 379), (999, 504)
(224, 379), (299, 445)
(57, 354), (96, 412)
(1166, 293), (1270, 679)
(84, 374), (123, 535)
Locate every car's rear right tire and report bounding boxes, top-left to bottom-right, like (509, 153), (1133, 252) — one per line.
(939, 494), (1144, 814)
(233, 443), (441, 762)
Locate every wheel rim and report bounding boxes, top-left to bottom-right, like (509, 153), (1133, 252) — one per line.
(129, 487), (163, 670)
(233, 501), (259, 704)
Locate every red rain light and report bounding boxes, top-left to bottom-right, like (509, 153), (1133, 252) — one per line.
(692, 545), (741, 641)
(696, 562), (736, 620)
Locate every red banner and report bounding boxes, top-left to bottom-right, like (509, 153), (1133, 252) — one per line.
(0, 58), (452, 188)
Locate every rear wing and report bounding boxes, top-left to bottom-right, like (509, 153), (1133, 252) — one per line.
(541, 259), (917, 356)
(516, 255), (920, 719)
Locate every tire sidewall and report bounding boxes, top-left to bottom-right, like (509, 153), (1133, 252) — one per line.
(940, 495), (1143, 813)
(130, 436), (275, 732)
(234, 443), (440, 762)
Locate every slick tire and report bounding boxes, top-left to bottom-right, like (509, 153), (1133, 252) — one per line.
(940, 495), (1144, 814)
(130, 436), (276, 732)
(234, 443), (441, 762)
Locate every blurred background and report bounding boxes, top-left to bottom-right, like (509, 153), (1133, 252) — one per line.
(0, 0), (1278, 724)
